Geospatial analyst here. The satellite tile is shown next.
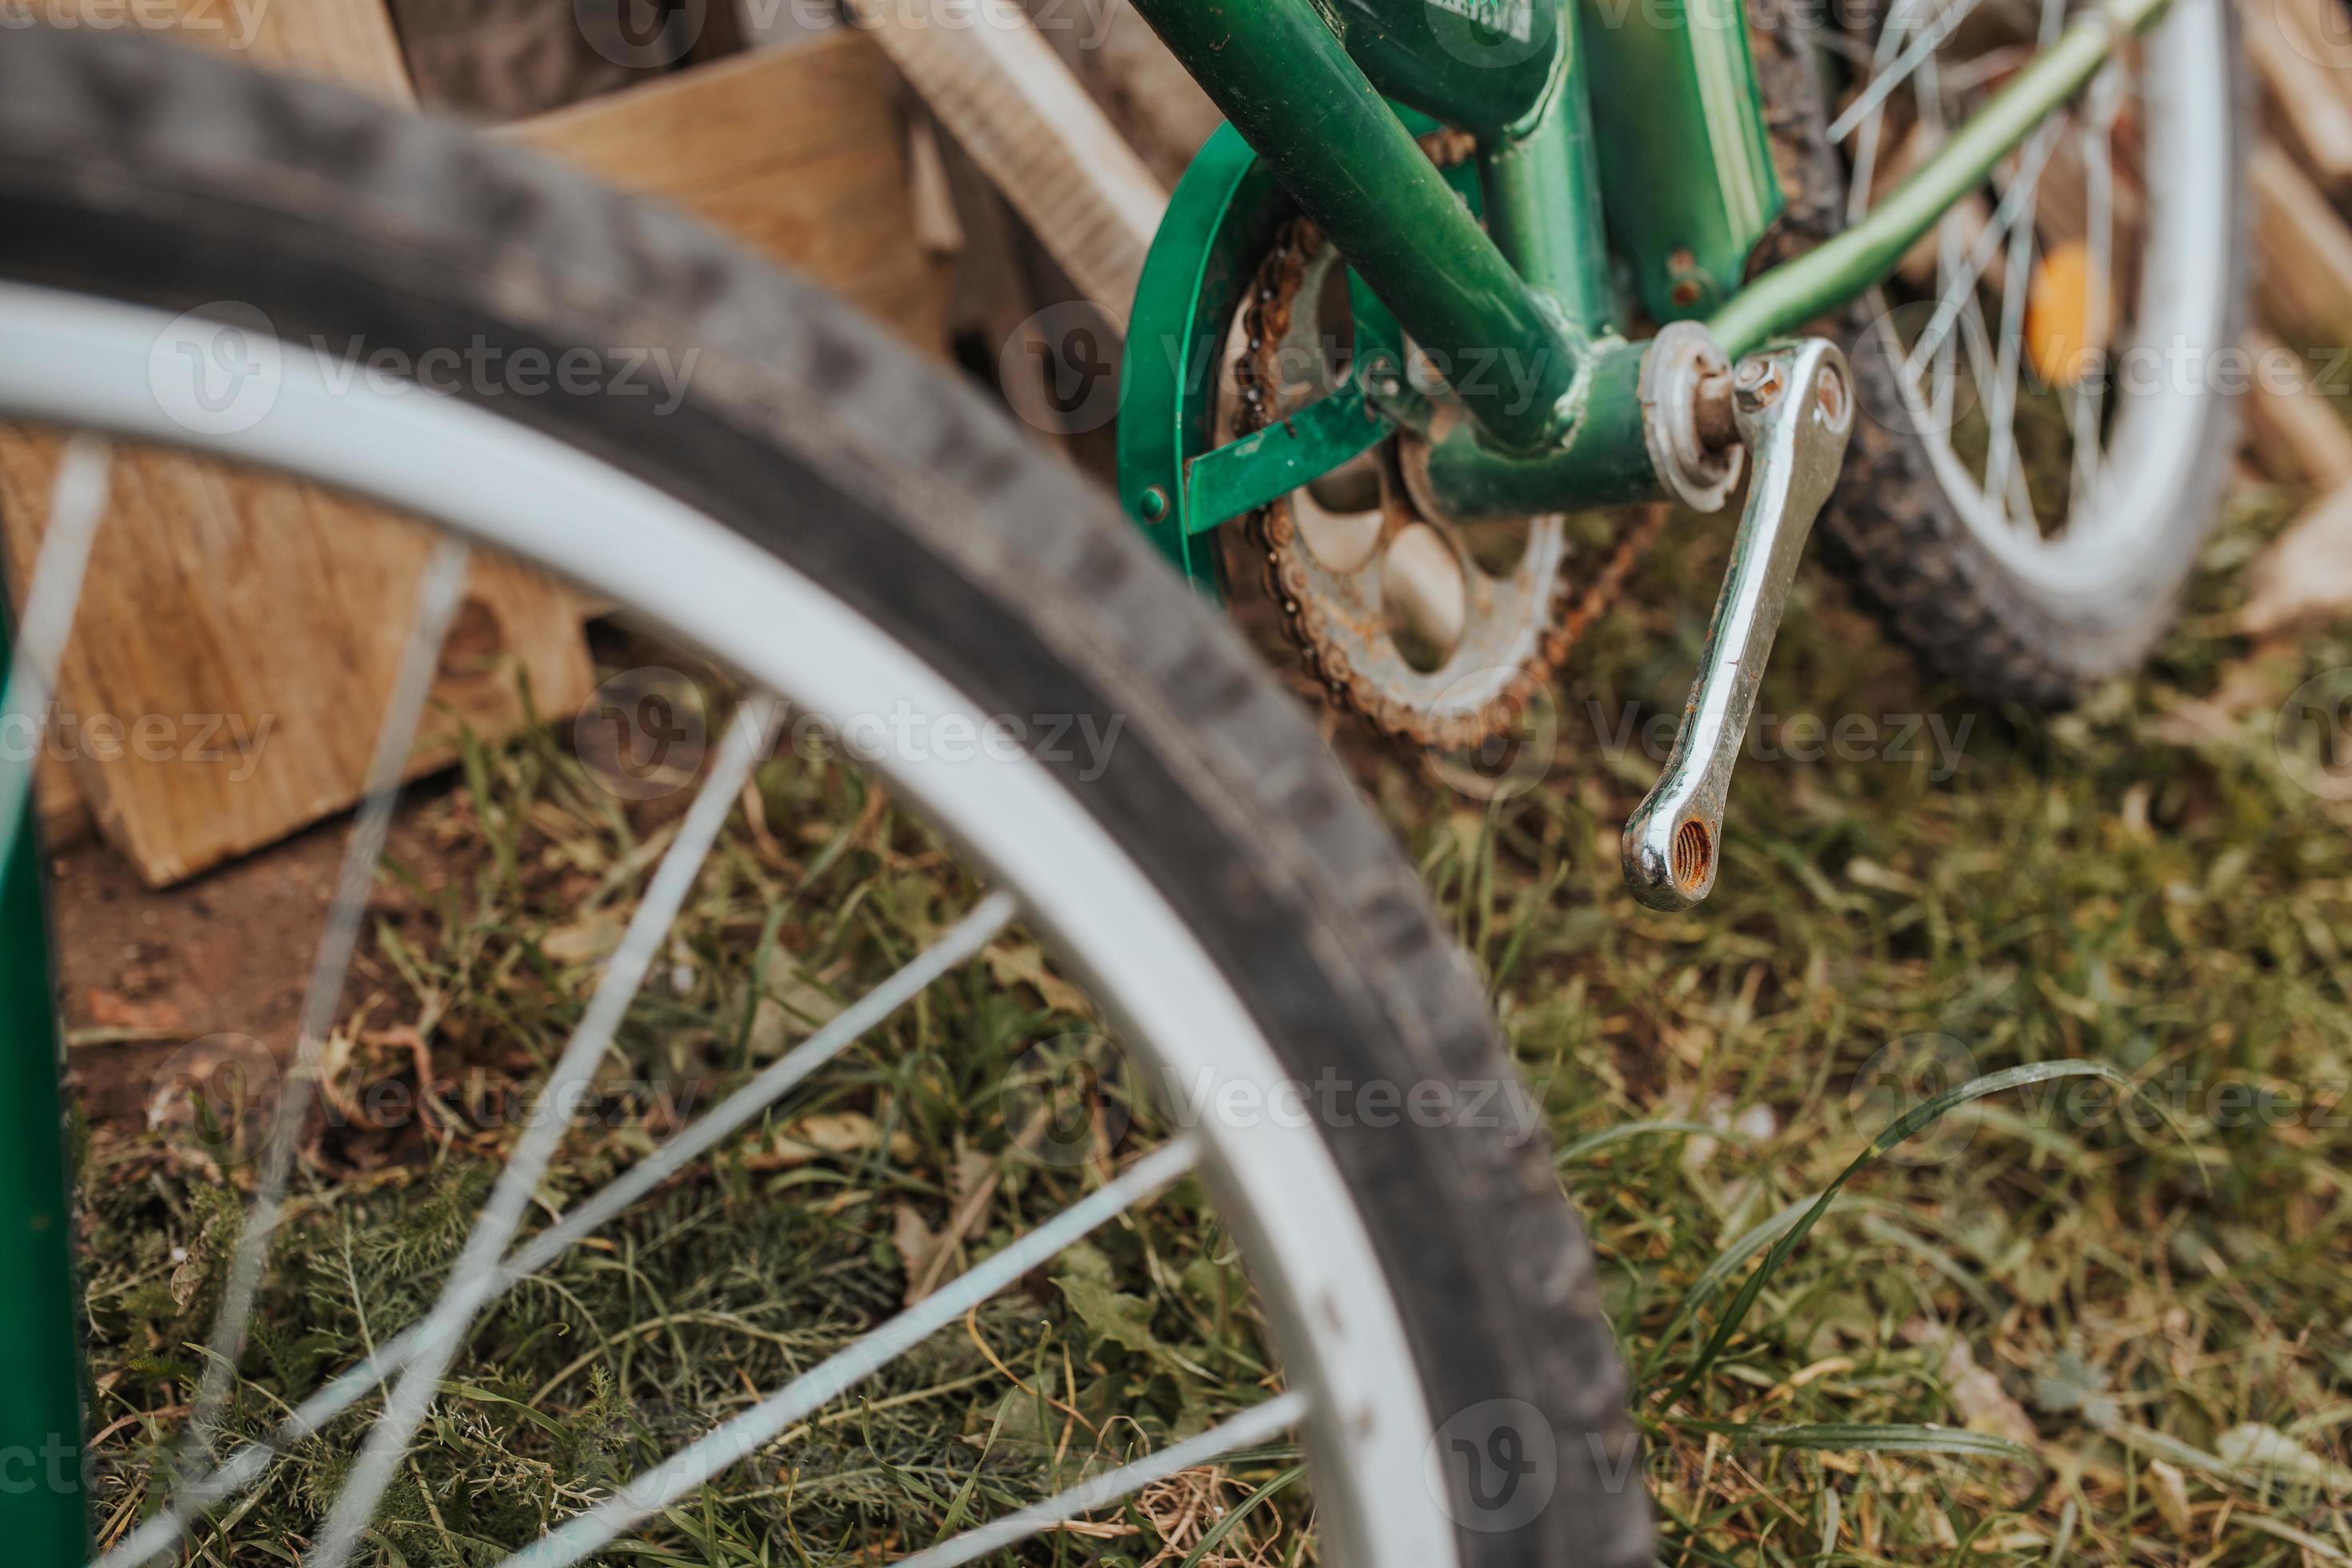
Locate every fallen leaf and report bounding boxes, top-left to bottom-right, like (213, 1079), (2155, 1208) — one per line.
(87, 988), (185, 1034)
(2147, 1458), (2191, 1536)
(1936, 1335), (2038, 1446)
(2217, 1422), (2352, 1490)
(985, 942), (1093, 1018)
(893, 1202), (942, 1306)
(739, 973), (844, 1060)
(1053, 1241), (1164, 1360)
(2242, 486), (2352, 636)
(904, 1145), (1005, 1305)
(753, 1110), (918, 1170)
(541, 912), (625, 966)
(2032, 1347), (2120, 1430)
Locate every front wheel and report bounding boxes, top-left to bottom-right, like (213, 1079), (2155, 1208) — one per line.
(0, 26), (1646, 1568)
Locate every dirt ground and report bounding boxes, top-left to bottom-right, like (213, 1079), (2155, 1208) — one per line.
(51, 789), (458, 1130)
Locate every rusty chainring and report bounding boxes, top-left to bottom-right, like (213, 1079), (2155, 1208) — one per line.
(1222, 138), (1666, 753)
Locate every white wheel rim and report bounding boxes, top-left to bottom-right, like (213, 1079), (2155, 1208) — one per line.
(1858, 0), (2235, 597)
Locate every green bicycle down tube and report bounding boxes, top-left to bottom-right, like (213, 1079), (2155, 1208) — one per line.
(1708, 0), (2174, 358)
(1122, 0), (1589, 454)
(0, 634), (92, 1563)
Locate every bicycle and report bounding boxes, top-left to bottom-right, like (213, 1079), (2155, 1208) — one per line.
(0, 0), (2245, 1558)
(1116, 0), (2241, 908)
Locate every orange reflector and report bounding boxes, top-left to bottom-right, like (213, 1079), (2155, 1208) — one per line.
(2024, 239), (2110, 389)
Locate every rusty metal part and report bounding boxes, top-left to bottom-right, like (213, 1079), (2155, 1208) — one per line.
(1638, 320), (1744, 514)
(1224, 137), (1666, 751)
(1694, 370), (1738, 450)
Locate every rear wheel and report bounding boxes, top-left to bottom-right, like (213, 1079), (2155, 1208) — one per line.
(1751, 0), (2249, 706)
(0, 27), (1646, 1568)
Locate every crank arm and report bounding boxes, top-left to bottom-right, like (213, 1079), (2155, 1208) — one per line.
(1621, 337), (1854, 911)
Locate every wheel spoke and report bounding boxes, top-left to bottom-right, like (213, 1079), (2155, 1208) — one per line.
(0, 436), (110, 874)
(2069, 66), (2123, 518)
(1844, 0), (1923, 224)
(889, 1389), (1311, 1568)
(184, 534), (473, 1454)
(494, 1138), (1205, 1568)
(87, 888), (1020, 1568)
(1902, 119), (2065, 387)
(1912, 50), (1970, 428)
(308, 694), (784, 1568)
(1827, 0), (1995, 146)
(1980, 198), (2040, 522)
(498, 892), (1020, 1278)
(1978, 0), (2071, 525)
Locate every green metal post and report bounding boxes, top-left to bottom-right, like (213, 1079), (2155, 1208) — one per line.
(1581, 0), (1783, 322)
(1477, 2), (1616, 331)
(0, 650), (89, 1562)
(1124, 0), (1588, 452)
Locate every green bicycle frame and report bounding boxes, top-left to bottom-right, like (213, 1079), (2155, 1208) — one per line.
(0, 626), (91, 1562)
(1119, 0), (2174, 570)
(1130, 0), (1595, 457)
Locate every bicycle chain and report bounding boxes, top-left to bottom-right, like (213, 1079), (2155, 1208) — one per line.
(1226, 134), (1668, 752)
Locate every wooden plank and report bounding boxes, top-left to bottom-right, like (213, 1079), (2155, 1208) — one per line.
(503, 32), (952, 350)
(2251, 139), (2352, 346)
(0, 0), (601, 886)
(5, 21), (945, 886)
(7, 0), (416, 858)
(34, 757), (87, 852)
(0, 435), (595, 883)
(2243, 0), (2352, 196)
(231, 0), (416, 100)
(1015, 0), (1221, 187)
(843, 0), (1164, 327)
(2243, 328), (2352, 486)
(2244, 482), (2352, 635)
(2268, 0), (2352, 126)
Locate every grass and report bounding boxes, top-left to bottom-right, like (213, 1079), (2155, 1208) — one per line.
(72, 467), (2352, 1565)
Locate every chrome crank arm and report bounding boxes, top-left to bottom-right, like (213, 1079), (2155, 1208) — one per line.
(1622, 337), (1854, 911)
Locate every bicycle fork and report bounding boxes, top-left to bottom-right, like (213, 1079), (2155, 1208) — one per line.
(1620, 335), (1854, 911)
